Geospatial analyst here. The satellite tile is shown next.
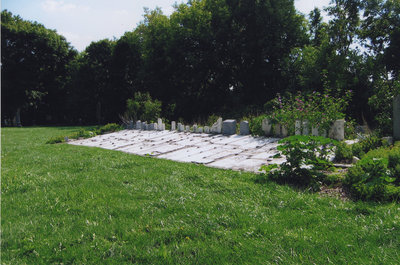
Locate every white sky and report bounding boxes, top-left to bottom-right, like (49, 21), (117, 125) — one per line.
(2, 0), (331, 51)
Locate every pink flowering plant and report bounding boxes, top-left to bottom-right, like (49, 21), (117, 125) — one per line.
(267, 89), (352, 135)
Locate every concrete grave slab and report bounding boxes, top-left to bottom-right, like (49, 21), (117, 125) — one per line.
(69, 129), (283, 173)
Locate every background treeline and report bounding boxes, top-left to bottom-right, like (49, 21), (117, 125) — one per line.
(1, 0), (399, 133)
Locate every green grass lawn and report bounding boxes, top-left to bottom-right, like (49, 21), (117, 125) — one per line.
(2, 127), (400, 264)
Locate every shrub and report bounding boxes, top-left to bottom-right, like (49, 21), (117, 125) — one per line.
(266, 89), (352, 135)
(46, 135), (65, 144)
(334, 142), (353, 163)
(72, 129), (97, 139)
(261, 135), (337, 190)
(249, 115), (268, 136)
(351, 135), (388, 158)
(125, 92), (161, 123)
(344, 146), (400, 201)
(95, 123), (123, 135)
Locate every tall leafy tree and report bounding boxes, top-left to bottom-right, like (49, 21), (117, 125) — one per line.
(1, 10), (76, 125)
(73, 39), (115, 124)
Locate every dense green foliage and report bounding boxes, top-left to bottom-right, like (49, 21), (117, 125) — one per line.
(266, 90), (351, 134)
(344, 143), (400, 201)
(335, 135), (390, 162)
(2, 0), (400, 131)
(1, 10), (77, 125)
(261, 136), (337, 190)
(2, 127), (400, 263)
(125, 92), (162, 123)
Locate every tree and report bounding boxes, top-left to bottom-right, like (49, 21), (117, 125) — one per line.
(1, 10), (77, 125)
(72, 39), (115, 124)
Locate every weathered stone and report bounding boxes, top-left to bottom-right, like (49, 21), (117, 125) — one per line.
(136, 120), (142, 130)
(329, 119), (345, 141)
(222, 119), (237, 135)
(262, 119), (272, 136)
(162, 124), (165, 131)
(273, 124), (281, 137)
(193, 125), (198, 133)
(311, 126), (319, 136)
(211, 117), (222, 134)
(302, 120), (309, 135)
(171, 121), (176, 131)
(157, 118), (162, 131)
(142, 122), (147, 130)
(126, 120), (133, 129)
(281, 125), (288, 138)
(352, 156), (360, 164)
(204, 126), (210, 134)
(178, 123), (184, 132)
(394, 95), (400, 140)
(240, 121), (250, 135)
(185, 125), (190, 132)
(198, 127), (203, 133)
(143, 123), (148, 130)
(148, 123), (156, 130)
(295, 120), (301, 135)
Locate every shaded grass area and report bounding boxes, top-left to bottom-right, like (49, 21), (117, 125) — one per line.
(2, 127), (400, 264)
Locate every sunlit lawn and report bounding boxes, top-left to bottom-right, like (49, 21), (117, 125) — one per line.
(2, 127), (399, 264)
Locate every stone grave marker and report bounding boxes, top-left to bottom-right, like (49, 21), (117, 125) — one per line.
(302, 120), (309, 135)
(136, 120), (142, 130)
(262, 118), (272, 136)
(240, 121), (250, 135)
(211, 117), (222, 134)
(222, 119), (237, 135)
(295, 120), (301, 135)
(329, 119), (345, 141)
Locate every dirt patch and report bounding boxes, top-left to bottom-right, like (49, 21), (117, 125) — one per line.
(319, 184), (352, 201)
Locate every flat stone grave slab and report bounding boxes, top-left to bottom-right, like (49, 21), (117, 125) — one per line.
(69, 129), (284, 173)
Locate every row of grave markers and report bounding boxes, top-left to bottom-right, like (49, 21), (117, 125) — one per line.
(261, 119), (345, 141)
(126, 117), (347, 140)
(128, 118), (249, 136)
(126, 95), (400, 140)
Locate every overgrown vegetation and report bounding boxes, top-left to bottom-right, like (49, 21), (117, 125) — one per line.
(125, 92), (162, 123)
(344, 143), (400, 201)
(3, 127), (400, 263)
(335, 135), (391, 163)
(261, 136), (337, 191)
(266, 90), (351, 134)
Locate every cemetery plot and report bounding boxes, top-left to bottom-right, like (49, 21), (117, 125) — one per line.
(69, 129), (283, 172)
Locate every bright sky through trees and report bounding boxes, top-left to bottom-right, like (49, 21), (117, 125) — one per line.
(2, 0), (331, 51)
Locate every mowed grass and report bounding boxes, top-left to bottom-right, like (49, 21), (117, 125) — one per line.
(2, 127), (400, 264)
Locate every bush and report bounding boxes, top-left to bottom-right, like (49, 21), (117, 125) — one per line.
(335, 135), (390, 163)
(125, 92), (161, 123)
(334, 142), (353, 163)
(95, 123), (123, 135)
(344, 146), (400, 201)
(46, 135), (65, 144)
(351, 135), (388, 158)
(249, 115), (268, 136)
(261, 135), (337, 190)
(266, 90), (351, 135)
(69, 129), (96, 139)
